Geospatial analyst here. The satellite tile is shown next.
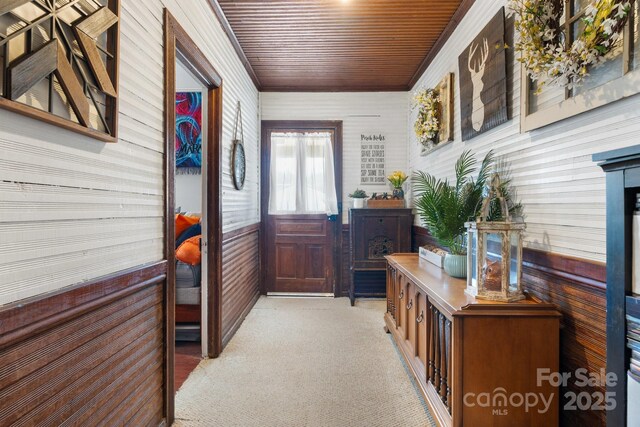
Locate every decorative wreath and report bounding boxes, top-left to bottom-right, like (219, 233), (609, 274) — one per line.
(508, 0), (633, 91)
(413, 88), (440, 149)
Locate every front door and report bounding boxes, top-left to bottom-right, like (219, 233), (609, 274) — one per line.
(266, 214), (335, 294)
(262, 121), (343, 295)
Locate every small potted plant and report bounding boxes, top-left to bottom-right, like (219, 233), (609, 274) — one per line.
(387, 171), (409, 199)
(349, 189), (368, 208)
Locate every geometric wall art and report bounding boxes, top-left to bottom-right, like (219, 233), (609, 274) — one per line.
(458, 7), (507, 141)
(0, 0), (120, 142)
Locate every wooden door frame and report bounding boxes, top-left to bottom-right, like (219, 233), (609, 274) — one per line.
(260, 120), (343, 296)
(164, 9), (223, 424)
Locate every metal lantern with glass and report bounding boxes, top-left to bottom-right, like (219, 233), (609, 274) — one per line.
(465, 174), (526, 302)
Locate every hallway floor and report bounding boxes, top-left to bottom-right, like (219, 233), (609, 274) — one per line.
(174, 296), (434, 427)
(175, 341), (202, 391)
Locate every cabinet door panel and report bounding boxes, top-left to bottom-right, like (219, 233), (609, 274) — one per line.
(386, 265), (396, 320)
(416, 290), (428, 376)
(405, 281), (416, 356)
(397, 276), (408, 340)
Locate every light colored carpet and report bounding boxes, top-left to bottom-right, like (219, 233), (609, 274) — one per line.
(174, 297), (435, 427)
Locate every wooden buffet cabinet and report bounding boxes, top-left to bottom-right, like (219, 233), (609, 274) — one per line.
(385, 254), (561, 427)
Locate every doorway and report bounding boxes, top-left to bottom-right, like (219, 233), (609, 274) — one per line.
(173, 59), (207, 390)
(261, 121), (343, 296)
(164, 9), (223, 424)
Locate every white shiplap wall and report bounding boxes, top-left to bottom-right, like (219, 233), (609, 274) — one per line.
(0, 0), (259, 305)
(409, 0), (640, 262)
(261, 92), (409, 223)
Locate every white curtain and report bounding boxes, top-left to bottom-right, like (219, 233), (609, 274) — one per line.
(268, 132), (339, 215)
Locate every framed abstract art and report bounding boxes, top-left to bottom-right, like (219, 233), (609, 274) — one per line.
(175, 91), (202, 174)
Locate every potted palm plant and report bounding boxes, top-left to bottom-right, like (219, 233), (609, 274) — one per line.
(349, 188), (368, 208)
(413, 150), (494, 278)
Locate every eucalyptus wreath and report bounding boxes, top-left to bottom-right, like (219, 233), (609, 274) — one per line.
(413, 88), (440, 149)
(508, 0), (633, 91)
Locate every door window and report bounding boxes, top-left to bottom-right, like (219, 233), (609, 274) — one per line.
(268, 132), (339, 215)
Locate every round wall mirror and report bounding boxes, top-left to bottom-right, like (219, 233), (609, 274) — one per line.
(232, 140), (246, 190)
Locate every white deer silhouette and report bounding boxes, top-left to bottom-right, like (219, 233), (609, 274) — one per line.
(467, 37), (489, 132)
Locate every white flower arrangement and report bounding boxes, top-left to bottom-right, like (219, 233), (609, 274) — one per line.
(508, 0), (632, 91)
(413, 88), (440, 149)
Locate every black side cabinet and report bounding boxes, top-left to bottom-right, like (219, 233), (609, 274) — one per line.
(349, 208), (413, 306)
(594, 146), (640, 427)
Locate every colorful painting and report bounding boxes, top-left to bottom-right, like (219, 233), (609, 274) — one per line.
(176, 92), (203, 173)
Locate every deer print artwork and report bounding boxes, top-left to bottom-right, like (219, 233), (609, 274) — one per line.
(467, 38), (489, 132)
(458, 8), (508, 141)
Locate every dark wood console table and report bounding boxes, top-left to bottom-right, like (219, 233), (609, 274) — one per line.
(348, 208), (412, 306)
(385, 253), (561, 427)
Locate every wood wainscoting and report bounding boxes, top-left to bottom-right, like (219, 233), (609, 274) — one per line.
(222, 223), (261, 347)
(340, 224), (351, 297)
(0, 262), (167, 426)
(413, 226), (607, 426)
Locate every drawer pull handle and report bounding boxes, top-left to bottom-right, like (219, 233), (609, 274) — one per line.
(407, 299), (413, 310)
(417, 311), (424, 323)
(399, 290), (404, 300)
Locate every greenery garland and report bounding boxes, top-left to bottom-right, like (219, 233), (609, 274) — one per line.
(509, 0), (633, 91)
(413, 88), (440, 149)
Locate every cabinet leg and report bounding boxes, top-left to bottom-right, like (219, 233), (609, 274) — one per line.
(383, 325), (390, 333)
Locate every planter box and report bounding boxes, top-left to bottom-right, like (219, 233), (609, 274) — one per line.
(367, 199), (404, 208)
(419, 246), (444, 268)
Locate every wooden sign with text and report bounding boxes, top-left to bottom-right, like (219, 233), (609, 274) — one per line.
(360, 134), (386, 185)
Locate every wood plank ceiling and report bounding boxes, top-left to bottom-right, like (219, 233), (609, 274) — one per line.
(215, 0), (468, 91)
